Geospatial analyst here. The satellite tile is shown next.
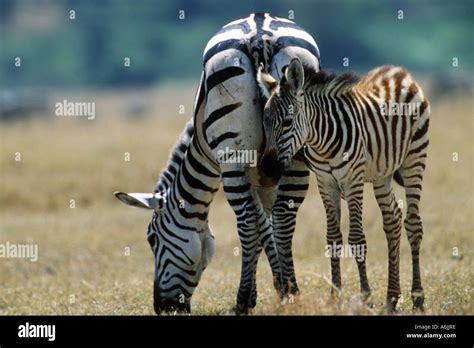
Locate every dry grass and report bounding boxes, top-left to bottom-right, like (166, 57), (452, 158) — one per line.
(0, 86), (472, 315)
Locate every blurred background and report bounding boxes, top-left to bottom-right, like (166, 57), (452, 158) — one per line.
(1, 0), (473, 88)
(1, 0), (473, 118)
(0, 0), (472, 315)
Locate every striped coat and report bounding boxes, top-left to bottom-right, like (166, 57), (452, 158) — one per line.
(258, 58), (429, 312)
(116, 14), (321, 314)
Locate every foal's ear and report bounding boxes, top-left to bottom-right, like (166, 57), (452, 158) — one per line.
(257, 63), (278, 98)
(285, 58), (305, 93)
(114, 191), (163, 210)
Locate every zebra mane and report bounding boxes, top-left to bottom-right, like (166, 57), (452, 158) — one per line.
(302, 65), (361, 93)
(154, 120), (194, 193)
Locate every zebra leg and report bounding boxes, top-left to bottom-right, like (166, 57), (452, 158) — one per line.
(397, 119), (428, 311)
(272, 157), (310, 298)
(373, 177), (402, 312)
(252, 186), (284, 303)
(398, 171), (426, 311)
(403, 182), (425, 311)
(249, 243), (263, 309)
(317, 179), (343, 295)
(250, 186), (280, 307)
(346, 182), (371, 302)
(255, 186), (285, 295)
(222, 174), (279, 314)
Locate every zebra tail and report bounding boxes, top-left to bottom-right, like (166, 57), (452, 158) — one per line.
(393, 170), (404, 187)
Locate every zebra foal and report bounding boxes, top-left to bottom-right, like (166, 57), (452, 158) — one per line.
(258, 58), (430, 311)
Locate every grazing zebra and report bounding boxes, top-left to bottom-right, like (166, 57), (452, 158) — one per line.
(115, 13), (321, 314)
(258, 58), (430, 311)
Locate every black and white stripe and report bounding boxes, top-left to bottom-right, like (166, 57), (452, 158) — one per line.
(116, 13), (321, 314)
(259, 59), (430, 312)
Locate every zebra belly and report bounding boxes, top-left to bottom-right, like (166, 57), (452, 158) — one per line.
(362, 139), (407, 183)
(364, 159), (397, 182)
(305, 144), (401, 185)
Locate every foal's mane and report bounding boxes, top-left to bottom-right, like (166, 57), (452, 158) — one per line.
(302, 65), (361, 93)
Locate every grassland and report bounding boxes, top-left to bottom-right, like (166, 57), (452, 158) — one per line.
(0, 86), (472, 315)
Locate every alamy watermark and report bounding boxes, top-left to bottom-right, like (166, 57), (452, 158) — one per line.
(18, 322), (55, 341)
(0, 241), (38, 262)
(325, 242), (366, 262)
(380, 101), (421, 118)
(216, 147), (257, 167)
(55, 99), (95, 120)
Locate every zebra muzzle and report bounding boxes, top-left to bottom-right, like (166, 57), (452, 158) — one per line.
(153, 283), (191, 315)
(260, 149), (285, 182)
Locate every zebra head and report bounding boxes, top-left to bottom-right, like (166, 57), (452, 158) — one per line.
(114, 191), (215, 314)
(258, 58), (308, 179)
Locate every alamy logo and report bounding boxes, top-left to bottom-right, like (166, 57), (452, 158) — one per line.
(380, 101), (421, 118)
(18, 322), (55, 341)
(55, 99), (95, 120)
(325, 242), (366, 262)
(216, 147), (257, 167)
(0, 241), (38, 262)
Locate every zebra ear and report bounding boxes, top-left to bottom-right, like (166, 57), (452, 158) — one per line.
(285, 58), (305, 93)
(257, 63), (278, 98)
(114, 191), (163, 210)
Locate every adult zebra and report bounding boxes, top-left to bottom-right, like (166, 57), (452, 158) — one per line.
(258, 59), (429, 312)
(115, 13), (321, 314)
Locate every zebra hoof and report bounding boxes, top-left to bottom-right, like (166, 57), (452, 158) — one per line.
(384, 298), (399, 314)
(290, 286), (301, 296)
(412, 291), (425, 311)
(232, 304), (252, 316)
(380, 304), (397, 315)
(361, 290), (372, 304)
(330, 286), (341, 298)
(272, 275), (283, 294)
(413, 303), (425, 312)
(277, 280), (300, 304)
(363, 296), (374, 309)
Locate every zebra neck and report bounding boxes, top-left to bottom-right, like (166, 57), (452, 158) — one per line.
(306, 90), (359, 158)
(163, 138), (221, 229)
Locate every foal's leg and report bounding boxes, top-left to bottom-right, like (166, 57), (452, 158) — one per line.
(346, 180), (371, 302)
(373, 177), (402, 312)
(317, 179), (343, 295)
(401, 173), (425, 310)
(398, 118), (429, 311)
(398, 167), (427, 310)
